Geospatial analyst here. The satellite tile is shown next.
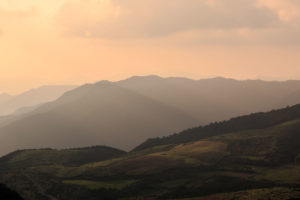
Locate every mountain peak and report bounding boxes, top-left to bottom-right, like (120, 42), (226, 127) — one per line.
(122, 75), (163, 82)
(204, 76), (235, 81)
(94, 80), (113, 85)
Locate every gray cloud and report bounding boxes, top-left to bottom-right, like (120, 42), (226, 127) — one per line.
(57, 0), (279, 38)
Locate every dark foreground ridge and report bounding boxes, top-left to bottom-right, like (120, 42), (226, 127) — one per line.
(0, 184), (24, 200)
(135, 104), (300, 151)
(0, 104), (300, 199)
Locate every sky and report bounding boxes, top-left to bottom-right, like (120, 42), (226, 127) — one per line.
(1, 0), (300, 94)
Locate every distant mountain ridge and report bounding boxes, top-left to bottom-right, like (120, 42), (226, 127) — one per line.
(0, 93), (12, 104)
(117, 75), (300, 123)
(1, 75), (300, 155)
(0, 82), (197, 155)
(0, 85), (77, 116)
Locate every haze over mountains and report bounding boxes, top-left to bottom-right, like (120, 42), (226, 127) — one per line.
(118, 76), (300, 123)
(0, 93), (12, 104)
(0, 85), (76, 116)
(1, 76), (300, 155)
(0, 82), (197, 154)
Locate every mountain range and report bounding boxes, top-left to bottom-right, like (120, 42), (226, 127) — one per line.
(0, 85), (76, 117)
(0, 82), (197, 155)
(117, 75), (300, 123)
(1, 76), (300, 155)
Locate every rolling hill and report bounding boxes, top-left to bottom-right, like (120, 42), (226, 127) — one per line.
(0, 146), (125, 170)
(0, 104), (300, 199)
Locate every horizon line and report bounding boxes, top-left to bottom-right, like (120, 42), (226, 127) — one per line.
(2, 74), (300, 96)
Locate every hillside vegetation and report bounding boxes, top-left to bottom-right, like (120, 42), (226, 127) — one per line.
(1, 104), (300, 199)
(135, 104), (300, 151)
(0, 146), (125, 170)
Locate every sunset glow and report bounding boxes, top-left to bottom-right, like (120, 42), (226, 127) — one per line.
(1, 0), (300, 93)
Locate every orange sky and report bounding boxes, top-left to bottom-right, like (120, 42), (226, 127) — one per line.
(1, 0), (300, 94)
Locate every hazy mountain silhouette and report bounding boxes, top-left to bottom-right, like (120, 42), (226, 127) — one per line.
(0, 82), (197, 155)
(118, 75), (300, 123)
(10, 104), (43, 116)
(0, 93), (12, 104)
(0, 85), (76, 116)
(1, 76), (300, 155)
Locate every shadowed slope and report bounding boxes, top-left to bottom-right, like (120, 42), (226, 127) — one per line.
(0, 146), (125, 170)
(135, 103), (300, 151)
(1, 106), (300, 199)
(0, 184), (23, 200)
(0, 82), (197, 155)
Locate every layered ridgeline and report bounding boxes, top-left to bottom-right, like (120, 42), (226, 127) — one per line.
(2, 76), (300, 154)
(1, 104), (300, 200)
(0, 85), (76, 116)
(0, 82), (197, 155)
(117, 75), (300, 123)
(0, 93), (12, 104)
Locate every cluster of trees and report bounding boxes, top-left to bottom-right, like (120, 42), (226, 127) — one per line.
(135, 105), (300, 151)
